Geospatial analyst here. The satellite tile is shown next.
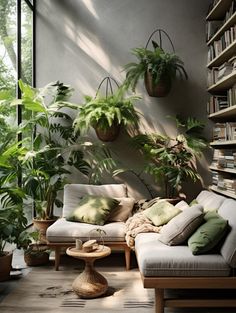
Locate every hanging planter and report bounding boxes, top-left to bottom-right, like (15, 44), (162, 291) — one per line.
(124, 28), (188, 97)
(74, 76), (140, 142)
(144, 70), (172, 97)
(94, 121), (121, 142)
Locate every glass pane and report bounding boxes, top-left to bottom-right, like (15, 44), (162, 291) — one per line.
(0, 1), (17, 95)
(21, 0), (34, 223)
(21, 0), (33, 85)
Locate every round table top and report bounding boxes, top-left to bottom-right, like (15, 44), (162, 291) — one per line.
(66, 245), (111, 259)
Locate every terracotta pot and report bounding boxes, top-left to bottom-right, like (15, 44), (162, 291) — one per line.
(33, 218), (57, 243)
(94, 123), (121, 142)
(0, 251), (13, 282)
(144, 70), (172, 97)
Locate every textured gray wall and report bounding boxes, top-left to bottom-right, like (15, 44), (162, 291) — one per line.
(36, 0), (212, 200)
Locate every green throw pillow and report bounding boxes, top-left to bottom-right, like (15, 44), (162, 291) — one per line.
(143, 200), (181, 226)
(188, 211), (228, 255)
(66, 195), (119, 225)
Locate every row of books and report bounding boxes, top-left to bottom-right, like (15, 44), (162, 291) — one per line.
(211, 171), (236, 194)
(207, 25), (236, 63)
(207, 85), (236, 114)
(206, 0), (236, 42)
(207, 62), (235, 87)
(211, 149), (236, 169)
(213, 122), (236, 141)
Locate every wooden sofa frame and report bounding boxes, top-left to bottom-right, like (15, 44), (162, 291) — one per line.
(142, 274), (236, 313)
(47, 241), (131, 271)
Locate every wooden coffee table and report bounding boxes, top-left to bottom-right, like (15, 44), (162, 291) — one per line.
(66, 245), (111, 298)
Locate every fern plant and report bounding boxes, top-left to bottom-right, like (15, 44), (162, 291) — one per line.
(74, 86), (140, 141)
(132, 116), (207, 198)
(124, 40), (187, 95)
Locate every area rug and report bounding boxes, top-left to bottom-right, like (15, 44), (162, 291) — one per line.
(0, 267), (155, 313)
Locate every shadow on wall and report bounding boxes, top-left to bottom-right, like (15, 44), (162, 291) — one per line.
(37, 0), (211, 198)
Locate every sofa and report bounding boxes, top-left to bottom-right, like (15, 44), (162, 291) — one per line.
(135, 190), (236, 313)
(46, 183), (134, 270)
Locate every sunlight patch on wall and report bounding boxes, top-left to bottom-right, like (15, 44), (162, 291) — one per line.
(81, 0), (99, 20)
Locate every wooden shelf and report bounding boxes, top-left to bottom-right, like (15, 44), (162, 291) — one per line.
(206, 0), (232, 20)
(209, 185), (236, 199)
(210, 140), (236, 146)
(209, 165), (236, 174)
(207, 40), (236, 68)
(207, 71), (236, 93)
(206, 2), (236, 201)
(207, 11), (236, 46)
(208, 105), (236, 119)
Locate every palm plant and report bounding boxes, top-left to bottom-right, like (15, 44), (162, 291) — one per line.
(132, 117), (208, 198)
(124, 29), (187, 97)
(74, 84), (140, 142)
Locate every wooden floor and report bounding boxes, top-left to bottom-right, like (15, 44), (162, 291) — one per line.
(0, 250), (236, 313)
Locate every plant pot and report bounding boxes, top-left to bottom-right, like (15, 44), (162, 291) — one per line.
(0, 251), (13, 282)
(144, 71), (172, 97)
(94, 123), (121, 142)
(24, 245), (49, 266)
(33, 218), (57, 243)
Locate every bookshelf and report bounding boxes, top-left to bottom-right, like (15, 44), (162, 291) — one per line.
(207, 71), (236, 92)
(209, 165), (236, 174)
(208, 104), (236, 119)
(210, 185), (236, 199)
(207, 0), (236, 200)
(207, 40), (236, 67)
(207, 11), (236, 46)
(206, 0), (233, 20)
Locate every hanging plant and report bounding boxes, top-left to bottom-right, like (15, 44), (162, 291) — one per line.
(124, 29), (188, 97)
(74, 77), (140, 142)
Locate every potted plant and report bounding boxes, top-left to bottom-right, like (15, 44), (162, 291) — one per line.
(13, 80), (90, 240)
(19, 230), (50, 266)
(132, 116), (208, 198)
(0, 206), (28, 281)
(124, 29), (188, 97)
(0, 128), (29, 280)
(74, 78), (140, 142)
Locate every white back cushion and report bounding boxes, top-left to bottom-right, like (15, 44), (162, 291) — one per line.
(62, 184), (127, 217)
(218, 199), (236, 268)
(196, 190), (226, 212)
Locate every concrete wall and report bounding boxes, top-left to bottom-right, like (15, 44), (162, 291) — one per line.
(36, 0), (212, 200)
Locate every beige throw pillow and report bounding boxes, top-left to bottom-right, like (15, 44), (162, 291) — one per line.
(107, 197), (135, 222)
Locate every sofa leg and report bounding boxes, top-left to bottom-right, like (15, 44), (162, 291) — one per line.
(155, 288), (164, 313)
(124, 246), (131, 270)
(54, 247), (61, 271)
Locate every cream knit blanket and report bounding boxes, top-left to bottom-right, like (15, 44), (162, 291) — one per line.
(125, 211), (162, 249)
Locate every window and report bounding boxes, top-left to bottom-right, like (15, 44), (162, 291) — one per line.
(0, 0), (35, 223)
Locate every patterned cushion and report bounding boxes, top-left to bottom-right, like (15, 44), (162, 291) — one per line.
(66, 195), (119, 225)
(143, 200), (181, 226)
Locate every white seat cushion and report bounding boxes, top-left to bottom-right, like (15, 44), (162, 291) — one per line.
(135, 233), (230, 277)
(46, 218), (126, 242)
